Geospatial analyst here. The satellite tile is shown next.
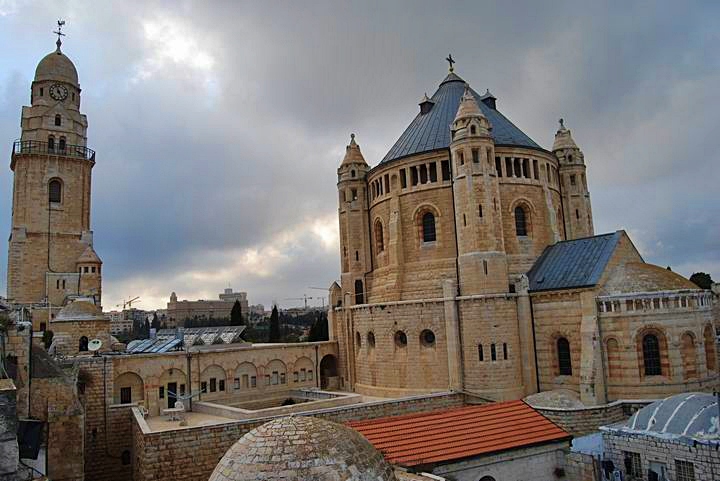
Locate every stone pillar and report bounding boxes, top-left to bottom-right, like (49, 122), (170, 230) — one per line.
(516, 275), (538, 396)
(443, 279), (463, 391)
(579, 291), (607, 405)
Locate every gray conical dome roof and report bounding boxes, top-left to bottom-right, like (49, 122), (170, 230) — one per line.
(381, 72), (541, 164)
(209, 416), (397, 481)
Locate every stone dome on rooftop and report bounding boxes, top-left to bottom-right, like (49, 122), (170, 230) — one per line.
(208, 415), (397, 481)
(55, 300), (105, 322)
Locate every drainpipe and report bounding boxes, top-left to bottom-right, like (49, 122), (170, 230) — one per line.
(186, 351), (192, 411)
(529, 298), (541, 394)
(314, 345), (319, 389)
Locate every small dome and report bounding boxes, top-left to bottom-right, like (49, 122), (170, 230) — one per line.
(600, 262), (698, 295)
(209, 416), (397, 481)
(55, 300), (106, 322)
(622, 393), (719, 441)
(35, 47), (79, 86)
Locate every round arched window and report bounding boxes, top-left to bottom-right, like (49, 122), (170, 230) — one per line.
(394, 331), (408, 348)
(355, 331), (362, 349)
(422, 212), (436, 242)
(514, 206), (528, 236)
(420, 329), (436, 347)
(367, 332), (376, 348)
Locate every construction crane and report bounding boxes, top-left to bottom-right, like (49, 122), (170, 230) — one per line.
(283, 295), (313, 310)
(308, 287), (329, 309)
(116, 296), (141, 310)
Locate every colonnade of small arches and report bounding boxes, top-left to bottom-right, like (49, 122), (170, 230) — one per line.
(111, 354), (340, 407)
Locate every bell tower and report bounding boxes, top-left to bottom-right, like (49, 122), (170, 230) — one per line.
(450, 85), (508, 295)
(7, 25), (102, 316)
(337, 134), (371, 306)
(554, 119), (594, 240)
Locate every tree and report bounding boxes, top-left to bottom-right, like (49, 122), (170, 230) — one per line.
(151, 313), (161, 331)
(231, 300), (244, 326)
(689, 272), (714, 290)
(307, 312), (329, 342)
(269, 306), (280, 342)
(144, 318), (151, 338)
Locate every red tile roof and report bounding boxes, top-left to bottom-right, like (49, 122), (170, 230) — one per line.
(347, 400), (571, 467)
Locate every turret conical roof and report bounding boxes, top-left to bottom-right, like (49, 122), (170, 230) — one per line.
(340, 133), (367, 167)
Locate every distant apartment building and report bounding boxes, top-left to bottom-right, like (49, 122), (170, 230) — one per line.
(106, 310), (132, 335)
(166, 288), (250, 327)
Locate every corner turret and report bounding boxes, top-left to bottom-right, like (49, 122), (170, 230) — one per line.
(337, 134), (371, 305)
(553, 119), (594, 239)
(450, 85), (508, 295)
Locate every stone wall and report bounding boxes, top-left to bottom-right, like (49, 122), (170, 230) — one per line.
(0, 380), (18, 480)
(133, 391), (467, 481)
(603, 430), (720, 481)
(535, 400), (650, 437)
(564, 451), (597, 481)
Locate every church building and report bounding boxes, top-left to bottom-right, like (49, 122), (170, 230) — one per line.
(329, 62), (718, 405)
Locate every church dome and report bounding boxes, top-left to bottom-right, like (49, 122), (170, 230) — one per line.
(620, 393), (719, 441)
(34, 46), (79, 86)
(209, 416), (397, 481)
(55, 300), (105, 322)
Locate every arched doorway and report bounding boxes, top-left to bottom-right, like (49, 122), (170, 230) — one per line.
(319, 354), (338, 390)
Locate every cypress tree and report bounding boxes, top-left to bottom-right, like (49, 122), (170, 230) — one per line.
(269, 305), (280, 342)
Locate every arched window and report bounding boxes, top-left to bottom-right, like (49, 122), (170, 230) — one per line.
(470, 125), (477, 135)
(367, 332), (375, 348)
(704, 325), (716, 372)
(642, 334), (662, 376)
(681, 332), (697, 380)
(422, 212), (436, 242)
(355, 332), (362, 349)
(557, 337), (572, 375)
(354, 280), (364, 305)
(490, 343), (497, 361)
(394, 331), (408, 348)
(48, 179), (62, 203)
(48, 135), (55, 150)
(121, 450), (131, 466)
(374, 220), (384, 253)
(54, 114), (61, 126)
(58, 136), (66, 151)
(420, 329), (435, 347)
(478, 344), (484, 361)
(514, 206), (528, 236)
(79, 336), (89, 352)
(479, 476), (496, 481)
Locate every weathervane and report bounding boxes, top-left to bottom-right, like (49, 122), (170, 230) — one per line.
(559, 118), (565, 129)
(446, 54), (455, 73)
(53, 19), (66, 50)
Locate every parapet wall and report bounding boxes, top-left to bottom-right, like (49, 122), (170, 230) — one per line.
(133, 391), (468, 481)
(534, 400), (651, 437)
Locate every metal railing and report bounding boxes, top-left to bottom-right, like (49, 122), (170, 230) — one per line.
(12, 140), (95, 161)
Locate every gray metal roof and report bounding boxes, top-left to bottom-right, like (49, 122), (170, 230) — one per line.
(613, 393), (719, 443)
(527, 231), (622, 292)
(380, 72), (542, 164)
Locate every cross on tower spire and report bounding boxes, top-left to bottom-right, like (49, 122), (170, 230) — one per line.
(446, 54), (455, 73)
(53, 19), (66, 51)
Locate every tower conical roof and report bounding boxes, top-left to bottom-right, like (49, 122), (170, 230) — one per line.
(454, 85), (484, 121)
(381, 72), (541, 164)
(340, 133), (367, 167)
(552, 119), (579, 151)
(77, 246), (102, 264)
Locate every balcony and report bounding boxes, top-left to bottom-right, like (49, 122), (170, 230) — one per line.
(11, 140), (95, 162)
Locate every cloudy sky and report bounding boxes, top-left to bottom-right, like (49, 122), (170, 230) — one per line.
(0, 0), (718, 311)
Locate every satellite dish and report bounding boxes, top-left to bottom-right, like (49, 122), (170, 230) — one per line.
(88, 339), (103, 352)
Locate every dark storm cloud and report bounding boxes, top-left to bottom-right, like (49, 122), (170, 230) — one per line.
(0, 0), (718, 309)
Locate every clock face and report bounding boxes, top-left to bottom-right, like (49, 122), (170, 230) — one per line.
(49, 84), (69, 101)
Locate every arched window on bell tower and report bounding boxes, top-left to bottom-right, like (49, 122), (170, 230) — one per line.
(49, 178), (62, 203)
(54, 114), (61, 126)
